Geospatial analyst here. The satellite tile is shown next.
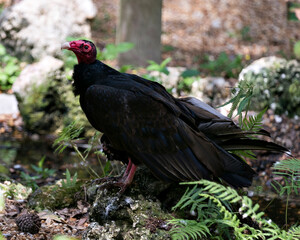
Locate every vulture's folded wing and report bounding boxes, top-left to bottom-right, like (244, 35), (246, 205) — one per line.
(82, 84), (256, 187)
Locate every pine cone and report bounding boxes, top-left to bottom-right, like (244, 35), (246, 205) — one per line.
(15, 212), (41, 234)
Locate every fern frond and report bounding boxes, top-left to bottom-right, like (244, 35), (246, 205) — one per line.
(272, 158), (300, 173)
(241, 107), (267, 132)
(271, 158), (300, 196)
(199, 180), (242, 203)
(287, 225), (300, 239)
(169, 219), (211, 240)
(53, 121), (84, 153)
(170, 180), (300, 240)
(218, 80), (254, 118)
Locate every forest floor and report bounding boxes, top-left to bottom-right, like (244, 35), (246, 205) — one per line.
(93, 0), (292, 67)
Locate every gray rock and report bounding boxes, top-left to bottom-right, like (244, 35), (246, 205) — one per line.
(12, 56), (64, 99)
(0, 0), (96, 61)
(84, 167), (180, 240)
(0, 93), (19, 115)
(238, 56), (300, 117)
(150, 67), (186, 91)
(239, 57), (287, 80)
(11, 55), (90, 134)
(191, 76), (230, 107)
(83, 221), (121, 240)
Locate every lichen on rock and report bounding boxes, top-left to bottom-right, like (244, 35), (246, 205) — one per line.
(83, 167), (184, 240)
(239, 56), (300, 117)
(12, 56), (91, 134)
(27, 179), (85, 211)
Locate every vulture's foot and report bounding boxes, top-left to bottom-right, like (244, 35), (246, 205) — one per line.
(93, 158), (137, 194)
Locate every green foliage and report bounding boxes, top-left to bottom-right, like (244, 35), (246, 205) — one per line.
(240, 58), (300, 117)
(20, 156), (56, 191)
(293, 41), (300, 59)
(162, 44), (176, 53)
(20, 172), (40, 191)
(219, 80), (254, 119)
(0, 44), (22, 91)
(271, 158), (300, 227)
(0, 231), (5, 240)
(100, 42), (134, 60)
(142, 57), (172, 84)
(241, 107), (267, 132)
(0, 190), (4, 212)
(220, 79), (267, 138)
(53, 235), (80, 240)
(0, 141), (18, 166)
(146, 57), (171, 75)
(272, 158), (300, 196)
(61, 169), (77, 189)
(142, 58), (200, 93)
(219, 81), (271, 161)
(54, 121), (112, 179)
(31, 156), (56, 179)
(180, 69), (200, 79)
(169, 219), (210, 240)
(177, 77), (196, 92)
(200, 52), (243, 78)
(170, 180), (300, 240)
(119, 64), (134, 73)
(240, 26), (252, 42)
(228, 26), (252, 42)
(53, 121), (84, 154)
(177, 69), (201, 92)
(287, 2), (300, 21)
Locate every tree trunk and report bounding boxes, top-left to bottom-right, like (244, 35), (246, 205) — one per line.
(116, 0), (162, 67)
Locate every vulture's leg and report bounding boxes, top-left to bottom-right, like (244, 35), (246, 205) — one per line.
(122, 158), (132, 179)
(94, 158), (137, 194)
(118, 158), (137, 192)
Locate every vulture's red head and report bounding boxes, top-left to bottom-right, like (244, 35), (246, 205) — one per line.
(61, 40), (97, 64)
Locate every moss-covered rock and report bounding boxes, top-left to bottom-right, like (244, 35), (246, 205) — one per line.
(239, 56), (300, 117)
(27, 179), (85, 211)
(84, 167), (186, 240)
(12, 56), (92, 134)
(0, 181), (32, 200)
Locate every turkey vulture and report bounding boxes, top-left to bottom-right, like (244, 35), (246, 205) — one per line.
(61, 40), (289, 190)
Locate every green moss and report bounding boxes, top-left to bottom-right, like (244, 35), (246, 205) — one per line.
(18, 68), (92, 135)
(27, 179), (85, 211)
(241, 58), (300, 117)
(0, 181), (32, 200)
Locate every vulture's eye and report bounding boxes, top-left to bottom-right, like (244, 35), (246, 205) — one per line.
(84, 45), (89, 50)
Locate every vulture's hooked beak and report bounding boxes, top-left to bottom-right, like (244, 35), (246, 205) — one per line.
(61, 42), (71, 50)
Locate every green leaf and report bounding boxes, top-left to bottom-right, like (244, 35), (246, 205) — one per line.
(0, 190), (5, 212)
(160, 57), (172, 68)
(237, 95), (252, 115)
(119, 64), (133, 73)
(0, 72), (7, 79)
(146, 61), (160, 71)
(181, 69), (200, 78)
(116, 42), (134, 53)
(0, 44), (6, 56)
(101, 42), (134, 60)
(4, 63), (19, 75)
(38, 156), (46, 168)
(294, 41), (300, 59)
(0, 231), (5, 240)
(53, 235), (80, 240)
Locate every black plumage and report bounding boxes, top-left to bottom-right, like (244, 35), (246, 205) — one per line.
(62, 40), (289, 188)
